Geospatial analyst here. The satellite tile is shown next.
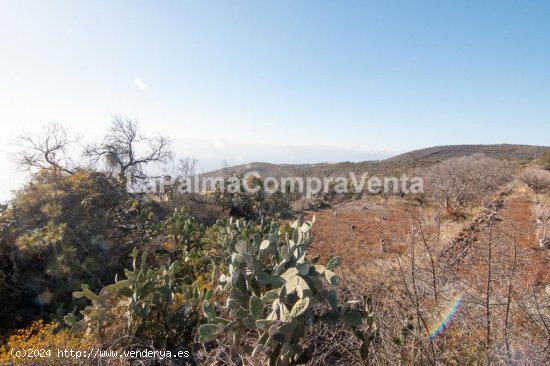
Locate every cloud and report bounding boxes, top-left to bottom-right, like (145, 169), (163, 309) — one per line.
(212, 138), (225, 148)
(133, 79), (147, 90)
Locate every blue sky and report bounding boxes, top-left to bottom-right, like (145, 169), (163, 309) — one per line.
(1, 0), (549, 200)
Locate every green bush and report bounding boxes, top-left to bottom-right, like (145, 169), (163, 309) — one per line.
(213, 174), (299, 220)
(0, 170), (165, 330)
(66, 248), (206, 348)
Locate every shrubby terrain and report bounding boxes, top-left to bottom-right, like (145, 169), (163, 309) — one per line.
(1, 121), (550, 365)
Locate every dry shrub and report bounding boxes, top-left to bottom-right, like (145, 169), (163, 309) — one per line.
(417, 154), (513, 209)
(520, 167), (550, 193)
(0, 320), (98, 365)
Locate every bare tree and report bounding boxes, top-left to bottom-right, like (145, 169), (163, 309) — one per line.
(160, 157), (199, 204)
(503, 229), (518, 363)
(393, 214), (449, 366)
(396, 234), (438, 365)
(484, 223), (494, 360)
(176, 157), (198, 179)
(413, 214), (441, 304)
(84, 116), (172, 182)
(15, 123), (78, 175)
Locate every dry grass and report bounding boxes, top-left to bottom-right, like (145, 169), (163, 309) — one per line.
(297, 182), (550, 365)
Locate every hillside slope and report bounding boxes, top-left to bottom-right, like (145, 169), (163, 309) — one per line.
(199, 144), (550, 178)
(386, 144), (550, 162)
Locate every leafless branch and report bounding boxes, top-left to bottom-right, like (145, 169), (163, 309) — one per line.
(84, 116), (173, 182)
(15, 123), (78, 175)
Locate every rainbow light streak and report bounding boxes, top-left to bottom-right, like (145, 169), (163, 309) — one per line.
(428, 294), (464, 341)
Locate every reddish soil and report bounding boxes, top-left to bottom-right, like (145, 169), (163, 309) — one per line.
(456, 196), (550, 290)
(306, 198), (421, 268)
(303, 191), (550, 358)
(307, 194), (550, 288)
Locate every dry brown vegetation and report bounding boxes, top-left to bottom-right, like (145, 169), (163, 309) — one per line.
(521, 167), (550, 194)
(2, 130), (550, 366)
(416, 154), (513, 209)
(303, 180), (550, 365)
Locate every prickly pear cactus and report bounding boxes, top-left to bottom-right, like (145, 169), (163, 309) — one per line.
(199, 215), (365, 365)
(68, 248), (203, 347)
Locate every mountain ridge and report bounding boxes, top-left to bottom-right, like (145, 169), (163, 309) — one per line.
(199, 144), (550, 178)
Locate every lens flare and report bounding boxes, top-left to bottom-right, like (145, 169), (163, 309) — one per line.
(428, 294), (464, 341)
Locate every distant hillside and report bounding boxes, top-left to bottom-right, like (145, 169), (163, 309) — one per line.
(200, 161), (377, 179)
(386, 144), (550, 162)
(199, 144), (550, 179)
